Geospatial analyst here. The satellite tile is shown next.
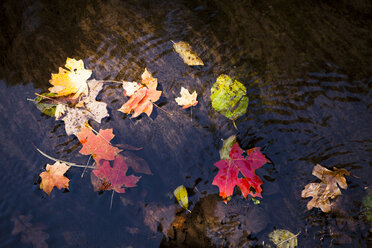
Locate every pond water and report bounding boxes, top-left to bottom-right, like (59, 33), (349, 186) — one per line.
(0, 0), (371, 247)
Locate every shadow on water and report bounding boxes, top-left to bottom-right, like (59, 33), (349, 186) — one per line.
(0, 0), (371, 247)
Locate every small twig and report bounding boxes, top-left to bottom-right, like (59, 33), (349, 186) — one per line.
(81, 155), (92, 178)
(152, 102), (173, 116)
(276, 231), (301, 247)
(110, 190), (115, 210)
(85, 123), (115, 146)
(34, 146), (96, 169)
(34, 93), (68, 106)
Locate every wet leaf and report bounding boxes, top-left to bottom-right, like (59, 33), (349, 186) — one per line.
(32, 92), (58, 117)
(268, 229), (299, 248)
(93, 155), (141, 193)
(172, 41), (204, 66)
(143, 203), (176, 237)
(118, 68), (162, 118)
(39, 161), (70, 195)
(62, 79), (109, 135)
(12, 215), (49, 248)
(301, 164), (350, 212)
(175, 87), (198, 109)
(219, 135), (236, 160)
(174, 185), (190, 212)
(76, 126), (121, 164)
(48, 57), (92, 98)
(121, 151), (152, 175)
(210, 74), (249, 120)
(212, 137), (270, 202)
(362, 188), (372, 223)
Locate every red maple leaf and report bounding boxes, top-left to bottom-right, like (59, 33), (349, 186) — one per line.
(212, 143), (269, 201)
(118, 68), (162, 118)
(93, 155), (141, 193)
(76, 126), (121, 163)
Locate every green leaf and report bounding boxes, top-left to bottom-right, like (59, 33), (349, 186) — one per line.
(173, 185), (191, 213)
(219, 135), (237, 160)
(268, 229), (299, 248)
(210, 74), (249, 120)
(33, 93), (58, 117)
(362, 188), (372, 223)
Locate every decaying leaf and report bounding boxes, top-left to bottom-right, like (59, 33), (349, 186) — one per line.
(212, 136), (270, 202)
(210, 74), (249, 120)
(175, 87), (198, 109)
(49, 57), (92, 98)
(93, 155), (141, 193)
(174, 185), (191, 212)
(143, 203), (177, 237)
(118, 68), (162, 118)
(32, 93), (59, 117)
(11, 215), (49, 248)
(76, 126), (121, 163)
(39, 161), (70, 195)
(62, 79), (109, 135)
(268, 229), (299, 248)
(172, 41), (204, 66)
(301, 164), (350, 212)
(362, 188), (372, 224)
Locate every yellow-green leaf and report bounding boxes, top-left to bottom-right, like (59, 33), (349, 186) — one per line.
(173, 185), (191, 213)
(172, 41), (204, 66)
(268, 229), (299, 248)
(219, 135), (237, 160)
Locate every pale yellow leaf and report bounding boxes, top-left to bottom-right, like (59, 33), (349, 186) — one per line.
(173, 41), (204, 66)
(175, 87), (198, 109)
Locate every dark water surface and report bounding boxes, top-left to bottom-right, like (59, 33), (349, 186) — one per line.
(1, 0), (371, 247)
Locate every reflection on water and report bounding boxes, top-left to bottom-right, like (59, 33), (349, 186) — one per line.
(0, 0), (371, 247)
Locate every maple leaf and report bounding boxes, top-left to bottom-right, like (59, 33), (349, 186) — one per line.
(39, 161), (70, 195)
(76, 126), (121, 163)
(12, 215), (49, 248)
(118, 68), (162, 118)
(301, 164), (350, 213)
(175, 87), (198, 109)
(62, 80), (109, 135)
(49, 57), (92, 98)
(172, 41), (204, 66)
(93, 155), (141, 193)
(212, 141), (269, 202)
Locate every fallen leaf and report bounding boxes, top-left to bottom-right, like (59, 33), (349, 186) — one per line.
(76, 126), (121, 163)
(121, 151), (152, 175)
(174, 185), (191, 212)
(39, 161), (70, 195)
(172, 41), (204, 66)
(93, 155), (141, 193)
(54, 104), (66, 119)
(49, 57), (92, 98)
(143, 203), (176, 237)
(118, 68), (162, 118)
(362, 188), (372, 223)
(62, 79), (109, 136)
(212, 137), (269, 202)
(122, 81), (141, 96)
(12, 214), (49, 248)
(301, 164), (350, 212)
(210, 74), (249, 120)
(268, 229), (299, 248)
(175, 87), (198, 109)
(32, 93), (59, 117)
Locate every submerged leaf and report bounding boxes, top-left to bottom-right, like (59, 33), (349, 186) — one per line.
(174, 185), (190, 212)
(175, 87), (198, 109)
(301, 164), (350, 212)
(11, 215), (49, 248)
(268, 229), (298, 248)
(210, 74), (249, 120)
(49, 57), (91, 98)
(39, 161), (70, 195)
(172, 41), (204, 66)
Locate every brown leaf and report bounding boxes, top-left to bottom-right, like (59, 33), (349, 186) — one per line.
(301, 164), (350, 212)
(11, 215), (49, 248)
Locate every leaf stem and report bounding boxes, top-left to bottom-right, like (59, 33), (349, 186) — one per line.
(85, 123), (115, 146)
(232, 120), (238, 130)
(34, 93), (68, 106)
(81, 155), (92, 178)
(152, 103), (173, 116)
(276, 231), (301, 246)
(110, 190), (115, 210)
(34, 146), (96, 169)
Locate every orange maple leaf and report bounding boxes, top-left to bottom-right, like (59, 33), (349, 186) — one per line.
(40, 162), (70, 195)
(118, 68), (162, 118)
(76, 126), (121, 163)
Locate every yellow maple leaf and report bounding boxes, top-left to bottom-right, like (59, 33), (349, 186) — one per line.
(48, 58), (92, 98)
(175, 87), (198, 109)
(40, 162), (70, 195)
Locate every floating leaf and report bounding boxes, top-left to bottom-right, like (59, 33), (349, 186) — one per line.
(62, 80), (109, 135)
(174, 185), (191, 212)
(32, 93), (58, 117)
(76, 126), (121, 164)
(301, 164), (350, 212)
(39, 161), (70, 195)
(362, 188), (372, 223)
(219, 135), (236, 160)
(172, 41), (204, 66)
(11, 215), (49, 248)
(212, 137), (270, 202)
(49, 57), (91, 98)
(93, 155), (141, 193)
(268, 229), (299, 248)
(118, 68), (162, 118)
(175, 87), (198, 109)
(210, 74), (249, 120)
